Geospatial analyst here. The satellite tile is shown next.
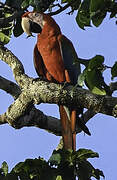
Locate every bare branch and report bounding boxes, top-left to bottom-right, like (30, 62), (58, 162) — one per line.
(0, 76), (21, 99)
(0, 46), (32, 88)
(83, 109), (96, 124)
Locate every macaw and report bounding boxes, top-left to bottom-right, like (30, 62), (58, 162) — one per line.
(21, 12), (90, 151)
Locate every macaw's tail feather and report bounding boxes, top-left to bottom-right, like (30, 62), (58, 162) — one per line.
(59, 106), (91, 151)
(59, 105), (76, 151)
(77, 118), (91, 136)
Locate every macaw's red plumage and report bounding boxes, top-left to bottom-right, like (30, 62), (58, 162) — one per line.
(21, 12), (91, 151)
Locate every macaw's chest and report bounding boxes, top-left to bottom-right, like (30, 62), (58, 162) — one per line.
(37, 33), (61, 56)
(36, 33), (66, 83)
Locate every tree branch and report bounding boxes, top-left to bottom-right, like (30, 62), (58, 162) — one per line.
(0, 46), (32, 89)
(0, 46), (117, 136)
(0, 75), (93, 135)
(0, 76), (21, 99)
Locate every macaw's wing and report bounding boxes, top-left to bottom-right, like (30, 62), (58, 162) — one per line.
(58, 35), (91, 136)
(58, 35), (81, 85)
(33, 44), (46, 77)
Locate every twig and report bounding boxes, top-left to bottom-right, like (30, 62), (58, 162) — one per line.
(48, 3), (71, 16)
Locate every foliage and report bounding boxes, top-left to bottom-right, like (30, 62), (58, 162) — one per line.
(0, 149), (104, 180)
(77, 55), (111, 95)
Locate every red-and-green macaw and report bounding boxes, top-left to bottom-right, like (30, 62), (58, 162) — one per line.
(21, 12), (90, 151)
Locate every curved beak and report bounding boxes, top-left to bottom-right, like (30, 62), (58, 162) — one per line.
(29, 20), (42, 34)
(21, 17), (42, 38)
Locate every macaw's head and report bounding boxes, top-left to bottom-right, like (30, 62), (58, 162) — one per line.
(21, 12), (61, 38)
(21, 12), (45, 38)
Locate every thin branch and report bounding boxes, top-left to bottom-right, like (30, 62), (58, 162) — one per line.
(48, 3), (71, 16)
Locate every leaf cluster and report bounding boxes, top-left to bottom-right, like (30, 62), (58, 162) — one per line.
(77, 55), (112, 95)
(76, 0), (117, 29)
(0, 0), (56, 44)
(0, 149), (104, 180)
(75, 55), (117, 95)
(0, 3), (14, 45)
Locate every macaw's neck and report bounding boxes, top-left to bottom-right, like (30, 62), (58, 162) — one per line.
(38, 16), (61, 38)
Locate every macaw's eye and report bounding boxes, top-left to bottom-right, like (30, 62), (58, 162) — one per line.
(35, 13), (39, 17)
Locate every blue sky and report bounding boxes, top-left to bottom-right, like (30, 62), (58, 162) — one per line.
(0, 8), (117, 180)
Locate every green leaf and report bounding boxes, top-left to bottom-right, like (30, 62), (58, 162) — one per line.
(1, 161), (8, 176)
(88, 55), (104, 70)
(21, 0), (30, 9)
(56, 175), (63, 180)
(76, 0), (91, 29)
(90, 0), (106, 27)
(76, 11), (85, 30)
(78, 160), (95, 180)
(85, 69), (106, 95)
(77, 55), (109, 95)
(84, 55), (108, 95)
(61, 0), (67, 3)
(49, 150), (62, 166)
(92, 86), (106, 95)
(0, 11), (13, 44)
(77, 159), (104, 180)
(72, 0), (81, 10)
(12, 158), (55, 180)
(90, 0), (105, 12)
(111, 61), (117, 79)
(91, 12), (106, 27)
(110, 3), (117, 18)
(93, 169), (105, 179)
(61, 0), (73, 3)
(74, 149), (105, 180)
(49, 149), (73, 167)
(75, 148), (99, 160)
(0, 32), (10, 45)
(29, 0), (35, 7)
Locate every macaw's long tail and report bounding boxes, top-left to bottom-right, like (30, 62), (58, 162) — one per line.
(59, 105), (76, 151)
(59, 106), (91, 151)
